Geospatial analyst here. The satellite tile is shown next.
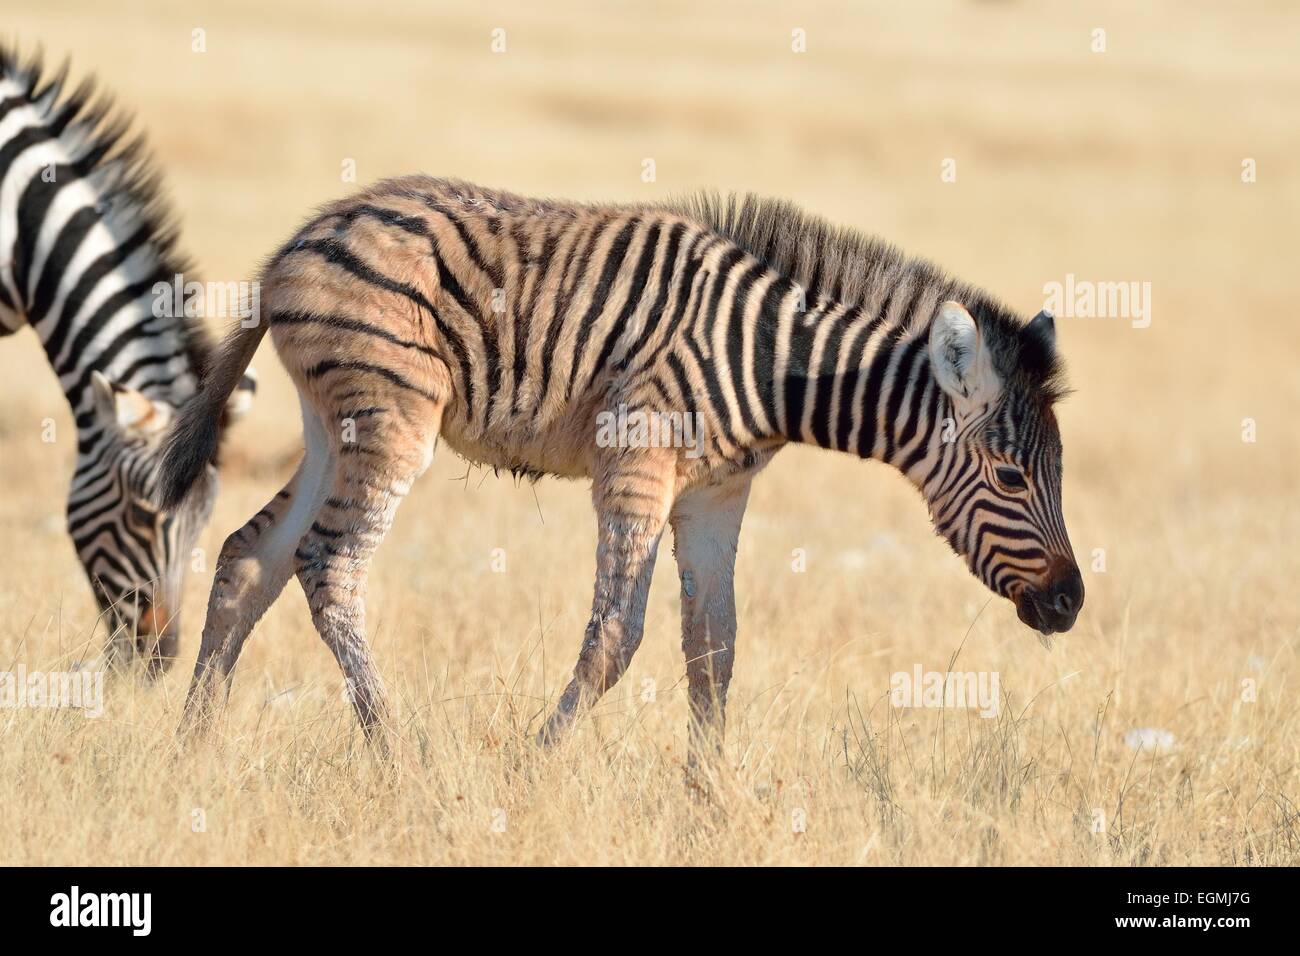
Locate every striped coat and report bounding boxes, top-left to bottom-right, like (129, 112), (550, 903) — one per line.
(161, 175), (1082, 756)
(0, 46), (253, 670)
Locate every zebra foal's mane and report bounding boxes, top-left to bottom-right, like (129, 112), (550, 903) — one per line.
(665, 191), (1067, 404)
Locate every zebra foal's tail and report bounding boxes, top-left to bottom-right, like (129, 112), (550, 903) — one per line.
(158, 318), (268, 509)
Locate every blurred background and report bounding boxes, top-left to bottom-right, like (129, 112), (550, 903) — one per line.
(1, 0), (1297, 864)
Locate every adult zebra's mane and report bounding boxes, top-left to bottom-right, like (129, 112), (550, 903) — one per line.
(667, 191), (1067, 404)
(0, 43), (214, 389)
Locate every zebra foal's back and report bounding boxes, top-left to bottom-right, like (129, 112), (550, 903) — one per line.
(255, 175), (771, 483)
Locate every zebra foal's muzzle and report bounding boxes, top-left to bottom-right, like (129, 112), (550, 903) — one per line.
(1014, 557), (1084, 637)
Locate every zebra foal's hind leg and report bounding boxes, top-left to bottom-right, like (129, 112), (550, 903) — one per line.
(178, 398), (336, 739)
(538, 448), (677, 745)
(291, 385), (443, 756)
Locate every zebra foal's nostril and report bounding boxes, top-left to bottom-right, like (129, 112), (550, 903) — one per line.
(1048, 567), (1084, 618)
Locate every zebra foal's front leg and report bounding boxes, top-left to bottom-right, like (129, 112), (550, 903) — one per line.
(669, 477), (751, 767)
(537, 449), (677, 745)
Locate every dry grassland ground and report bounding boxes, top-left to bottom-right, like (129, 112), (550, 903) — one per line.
(0, 1), (1297, 865)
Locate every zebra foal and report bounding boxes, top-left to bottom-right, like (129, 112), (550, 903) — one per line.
(159, 176), (1083, 754)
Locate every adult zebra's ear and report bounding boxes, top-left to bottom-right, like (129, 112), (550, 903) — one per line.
(222, 366), (258, 425)
(89, 370), (174, 437)
(928, 301), (1000, 412)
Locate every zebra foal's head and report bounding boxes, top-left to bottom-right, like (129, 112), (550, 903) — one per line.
(923, 301), (1083, 641)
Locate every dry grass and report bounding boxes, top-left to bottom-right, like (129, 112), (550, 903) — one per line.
(1, 0), (1297, 865)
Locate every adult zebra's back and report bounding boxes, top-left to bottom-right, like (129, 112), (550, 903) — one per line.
(159, 175), (1082, 756)
(0, 46), (254, 671)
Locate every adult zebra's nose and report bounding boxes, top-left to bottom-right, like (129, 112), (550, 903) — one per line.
(138, 601), (180, 678)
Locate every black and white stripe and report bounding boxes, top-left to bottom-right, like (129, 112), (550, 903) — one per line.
(0, 46), (228, 667)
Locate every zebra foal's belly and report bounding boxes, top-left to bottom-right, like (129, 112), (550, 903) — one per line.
(436, 403), (598, 483)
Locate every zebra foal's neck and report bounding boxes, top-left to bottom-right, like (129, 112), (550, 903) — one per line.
(768, 280), (947, 477)
(666, 191), (1023, 480)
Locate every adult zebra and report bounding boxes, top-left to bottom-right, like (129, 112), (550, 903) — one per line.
(158, 176), (1083, 754)
(0, 46), (254, 672)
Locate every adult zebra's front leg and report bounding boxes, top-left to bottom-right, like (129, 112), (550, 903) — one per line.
(537, 448), (677, 745)
(670, 477), (751, 765)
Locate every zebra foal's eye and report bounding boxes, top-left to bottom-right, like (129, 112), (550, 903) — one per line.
(994, 466), (1027, 491)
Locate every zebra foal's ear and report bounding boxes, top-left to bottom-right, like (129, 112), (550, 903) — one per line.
(928, 301), (999, 409)
(1024, 309), (1056, 351)
(90, 370), (174, 437)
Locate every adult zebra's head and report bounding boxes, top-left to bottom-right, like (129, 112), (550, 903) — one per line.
(0, 44), (259, 672)
(72, 372), (250, 674)
(923, 301), (1083, 641)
